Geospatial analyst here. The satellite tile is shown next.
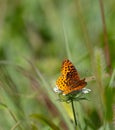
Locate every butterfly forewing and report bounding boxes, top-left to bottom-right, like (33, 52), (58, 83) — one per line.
(61, 59), (80, 80)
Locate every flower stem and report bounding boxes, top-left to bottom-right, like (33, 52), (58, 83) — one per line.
(71, 99), (77, 128)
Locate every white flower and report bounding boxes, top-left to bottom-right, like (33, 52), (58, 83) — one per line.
(53, 86), (62, 94)
(81, 88), (91, 94)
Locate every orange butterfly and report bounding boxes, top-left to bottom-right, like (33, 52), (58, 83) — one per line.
(56, 59), (87, 95)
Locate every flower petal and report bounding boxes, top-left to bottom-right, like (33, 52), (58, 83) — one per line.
(82, 88), (91, 94)
(53, 86), (62, 94)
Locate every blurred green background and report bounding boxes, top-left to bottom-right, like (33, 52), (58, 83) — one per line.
(0, 0), (115, 130)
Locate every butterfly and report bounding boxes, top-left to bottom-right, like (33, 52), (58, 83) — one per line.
(56, 59), (87, 95)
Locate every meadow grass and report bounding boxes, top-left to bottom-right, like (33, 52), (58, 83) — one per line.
(0, 0), (115, 130)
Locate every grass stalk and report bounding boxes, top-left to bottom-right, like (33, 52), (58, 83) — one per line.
(99, 0), (111, 73)
(71, 100), (77, 129)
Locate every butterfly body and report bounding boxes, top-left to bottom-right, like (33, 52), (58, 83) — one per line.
(56, 59), (87, 95)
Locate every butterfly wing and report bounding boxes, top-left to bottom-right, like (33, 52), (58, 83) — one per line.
(61, 59), (80, 80)
(56, 75), (69, 92)
(64, 77), (87, 94)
